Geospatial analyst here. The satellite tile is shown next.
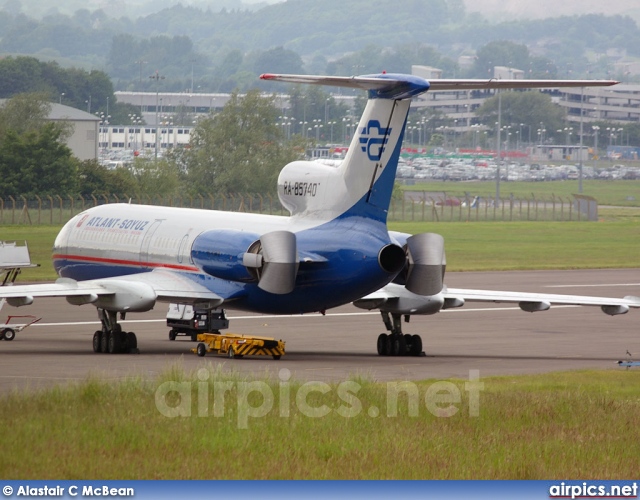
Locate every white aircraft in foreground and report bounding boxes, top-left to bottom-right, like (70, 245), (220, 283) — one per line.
(1, 72), (638, 356)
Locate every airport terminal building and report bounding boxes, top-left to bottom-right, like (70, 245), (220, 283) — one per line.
(103, 66), (640, 157)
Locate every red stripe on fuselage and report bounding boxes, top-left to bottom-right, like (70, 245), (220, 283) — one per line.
(52, 254), (199, 273)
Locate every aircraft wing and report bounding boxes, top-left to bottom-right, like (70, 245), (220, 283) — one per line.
(355, 283), (640, 316)
(0, 269), (224, 311)
(443, 286), (640, 315)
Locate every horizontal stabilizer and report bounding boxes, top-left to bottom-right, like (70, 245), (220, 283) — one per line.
(261, 73), (618, 97)
(261, 73), (430, 99)
(427, 79), (618, 91)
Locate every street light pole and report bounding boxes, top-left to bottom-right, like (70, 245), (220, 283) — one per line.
(149, 71), (165, 161)
(578, 87), (584, 193)
(592, 125), (600, 172)
(495, 90), (502, 203)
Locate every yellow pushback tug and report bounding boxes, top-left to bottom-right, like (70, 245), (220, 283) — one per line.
(167, 304), (285, 359)
(192, 333), (285, 359)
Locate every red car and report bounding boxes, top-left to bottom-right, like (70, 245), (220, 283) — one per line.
(435, 197), (461, 206)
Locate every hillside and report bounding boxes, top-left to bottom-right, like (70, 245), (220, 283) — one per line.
(464, 0), (640, 23)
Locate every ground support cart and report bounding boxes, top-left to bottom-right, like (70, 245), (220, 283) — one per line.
(167, 304), (229, 341)
(0, 241), (40, 341)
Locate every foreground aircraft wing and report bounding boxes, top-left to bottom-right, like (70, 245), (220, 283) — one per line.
(0, 269), (223, 311)
(355, 283), (640, 316)
(443, 286), (640, 315)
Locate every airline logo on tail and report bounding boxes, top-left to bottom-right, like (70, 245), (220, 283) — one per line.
(359, 120), (391, 161)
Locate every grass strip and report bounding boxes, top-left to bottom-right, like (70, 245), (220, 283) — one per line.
(3, 218), (639, 281)
(1, 366), (639, 479)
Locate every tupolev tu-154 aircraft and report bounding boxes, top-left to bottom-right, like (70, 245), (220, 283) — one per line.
(0, 72), (638, 356)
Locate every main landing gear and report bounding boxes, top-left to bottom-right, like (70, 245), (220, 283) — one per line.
(92, 308), (139, 354)
(376, 312), (423, 357)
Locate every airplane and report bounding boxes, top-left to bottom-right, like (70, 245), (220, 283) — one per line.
(0, 72), (638, 356)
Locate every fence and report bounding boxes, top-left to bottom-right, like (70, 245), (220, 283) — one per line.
(0, 192), (594, 225)
(389, 193), (596, 222)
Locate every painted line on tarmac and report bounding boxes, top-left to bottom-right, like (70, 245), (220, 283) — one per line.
(30, 305), (580, 328)
(546, 283), (640, 288)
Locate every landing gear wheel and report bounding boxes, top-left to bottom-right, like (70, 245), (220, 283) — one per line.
(3, 328), (15, 341)
(196, 343), (206, 357)
(382, 334), (391, 356)
(169, 330), (177, 341)
(93, 331), (102, 353)
(97, 309), (137, 354)
(391, 336), (399, 356)
(100, 331), (109, 353)
(404, 333), (412, 346)
(377, 333), (387, 356)
(392, 335), (406, 356)
(126, 332), (138, 353)
(410, 334), (423, 356)
(191, 333), (198, 342)
(108, 331), (122, 354)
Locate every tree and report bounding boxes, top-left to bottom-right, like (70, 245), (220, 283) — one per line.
(178, 89), (300, 194)
(0, 92), (51, 140)
(0, 123), (76, 196)
(77, 159), (137, 197)
(475, 91), (565, 143)
(472, 41), (531, 78)
(129, 157), (181, 197)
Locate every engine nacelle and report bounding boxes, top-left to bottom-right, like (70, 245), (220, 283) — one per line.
(393, 232), (446, 296)
(191, 229), (260, 282)
(191, 229), (300, 294)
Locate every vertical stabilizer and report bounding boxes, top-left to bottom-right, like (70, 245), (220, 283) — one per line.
(264, 73), (430, 223)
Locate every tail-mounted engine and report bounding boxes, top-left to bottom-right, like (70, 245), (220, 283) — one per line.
(242, 230), (299, 294)
(394, 232), (446, 296)
(191, 229), (299, 295)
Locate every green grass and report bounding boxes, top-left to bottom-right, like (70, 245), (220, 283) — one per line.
(1, 226), (59, 281)
(1, 367), (639, 479)
(3, 218), (639, 281)
(402, 180), (640, 207)
(391, 219), (640, 271)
